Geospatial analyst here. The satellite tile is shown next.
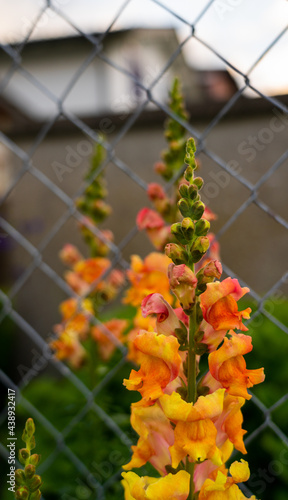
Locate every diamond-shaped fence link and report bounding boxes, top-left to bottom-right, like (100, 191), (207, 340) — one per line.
(0, 1), (287, 499)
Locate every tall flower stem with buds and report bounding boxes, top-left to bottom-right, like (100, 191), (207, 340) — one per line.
(15, 418), (42, 500)
(122, 136), (264, 500)
(167, 139), (208, 499)
(51, 143), (126, 378)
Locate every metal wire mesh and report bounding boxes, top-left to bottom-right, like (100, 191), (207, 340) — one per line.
(0, 1), (287, 499)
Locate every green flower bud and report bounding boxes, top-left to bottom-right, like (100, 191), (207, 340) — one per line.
(15, 487), (29, 500)
(190, 200), (205, 220)
(195, 219), (210, 236)
(184, 138), (197, 169)
(171, 223), (187, 245)
(15, 469), (26, 487)
(29, 490), (41, 500)
(26, 419), (35, 437)
(195, 343), (208, 355)
(165, 243), (188, 265)
(19, 449), (30, 465)
(29, 436), (36, 451)
(174, 325), (188, 346)
(178, 198), (192, 218)
(197, 385), (210, 397)
(176, 386), (188, 399)
(190, 236), (210, 263)
(184, 166), (193, 182)
(29, 454), (41, 467)
(196, 302), (203, 324)
(181, 218), (195, 241)
(179, 183), (190, 198)
(193, 177), (204, 190)
(188, 184), (198, 200)
(27, 475), (42, 492)
(24, 464), (35, 480)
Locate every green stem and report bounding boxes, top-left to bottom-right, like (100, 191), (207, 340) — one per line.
(186, 459), (195, 499)
(187, 302), (197, 404)
(186, 263), (198, 500)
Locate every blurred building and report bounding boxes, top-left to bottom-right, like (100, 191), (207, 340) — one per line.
(0, 28), (287, 344)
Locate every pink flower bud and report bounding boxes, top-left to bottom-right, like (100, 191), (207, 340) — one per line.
(168, 263), (197, 313)
(154, 161), (167, 175)
(147, 183), (166, 201)
(136, 208), (165, 230)
(59, 244), (83, 266)
(199, 260), (222, 282)
(165, 243), (188, 265)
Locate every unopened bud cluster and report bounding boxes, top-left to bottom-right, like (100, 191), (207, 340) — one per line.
(76, 142), (112, 254)
(155, 78), (189, 182)
(165, 138), (210, 270)
(15, 419), (42, 500)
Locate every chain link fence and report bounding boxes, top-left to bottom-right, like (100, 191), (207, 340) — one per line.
(0, 1), (287, 499)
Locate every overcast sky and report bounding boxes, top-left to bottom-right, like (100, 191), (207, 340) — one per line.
(0, 0), (287, 96)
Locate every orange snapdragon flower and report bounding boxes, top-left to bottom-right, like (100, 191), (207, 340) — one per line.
(209, 332), (265, 399)
(123, 331), (182, 403)
(74, 257), (110, 285)
(50, 331), (86, 368)
(159, 389), (225, 467)
(214, 394), (247, 455)
(65, 257), (111, 295)
(200, 278), (252, 351)
(123, 403), (174, 475)
(121, 470), (190, 500)
(55, 298), (93, 339)
(91, 319), (128, 360)
(52, 298), (93, 366)
(193, 392), (247, 492)
(199, 460), (257, 499)
(201, 278), (251, 331)
(126, 308), (156, 364)
(123, 253), (172, 307)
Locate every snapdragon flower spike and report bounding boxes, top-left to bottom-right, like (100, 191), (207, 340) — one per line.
(123, 136), (264, 500)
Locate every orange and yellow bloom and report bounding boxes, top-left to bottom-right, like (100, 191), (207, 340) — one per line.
(124, 331), (182, 403)
(208, 332), (265, 399)
(122, 470), (190, 500)
(124, 253), (172, 307)
(198, 460), (257, 499)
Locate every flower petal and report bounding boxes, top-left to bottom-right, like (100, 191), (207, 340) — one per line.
(124, 332), (181, 402)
